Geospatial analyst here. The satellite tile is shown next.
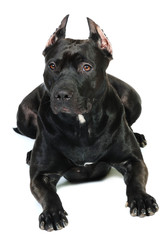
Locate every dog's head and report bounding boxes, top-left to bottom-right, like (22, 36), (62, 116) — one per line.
(43, 15), (113, 115)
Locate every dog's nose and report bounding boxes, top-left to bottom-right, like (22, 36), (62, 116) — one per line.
(54, 90), (73, 101)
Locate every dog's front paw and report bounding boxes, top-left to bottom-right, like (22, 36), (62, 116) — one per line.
(127, 193), (159, 217)
(39, 209), (68, 231)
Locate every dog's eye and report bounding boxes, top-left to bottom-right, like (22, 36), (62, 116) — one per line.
(83, 64), (92, 72)
(49, 62), (56, 70)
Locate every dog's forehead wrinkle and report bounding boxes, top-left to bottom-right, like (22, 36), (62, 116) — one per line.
(63, 52), (87, 64)
(61, 39), (92, 54)
(45, 39), (96, 64)
(55, 51), (89, 69)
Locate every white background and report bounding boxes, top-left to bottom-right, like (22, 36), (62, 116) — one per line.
(0, 0), (160, 239)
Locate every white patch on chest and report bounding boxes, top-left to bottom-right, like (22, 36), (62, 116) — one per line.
(78, 114), (86, 124)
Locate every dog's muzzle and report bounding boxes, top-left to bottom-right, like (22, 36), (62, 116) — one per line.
(54, 88), (74, 114)
(51, 88), (92, 115)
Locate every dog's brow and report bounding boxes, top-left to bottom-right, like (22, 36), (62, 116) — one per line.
(58, 51), (86, 65)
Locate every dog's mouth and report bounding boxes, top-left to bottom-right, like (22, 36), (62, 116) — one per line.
(51, 99), (92, 115)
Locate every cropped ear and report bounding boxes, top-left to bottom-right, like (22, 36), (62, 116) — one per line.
(43, 15), (69, 56)
(87, 18), (113, 60)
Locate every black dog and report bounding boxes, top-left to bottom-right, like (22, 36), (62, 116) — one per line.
(15, 15), (158, 231)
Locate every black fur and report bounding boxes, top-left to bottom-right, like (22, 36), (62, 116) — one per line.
(15, 16), (158, 231)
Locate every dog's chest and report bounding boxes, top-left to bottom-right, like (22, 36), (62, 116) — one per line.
(54, 114), (111, 166)
(60, 126), (110, 166)
(64, 143), (105, 166)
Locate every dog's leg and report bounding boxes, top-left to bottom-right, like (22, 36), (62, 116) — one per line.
(113, 159), (159, 217)
(30, 138), (70, 231)
(16, 84), (45, 139)
(133, 132), (147, 148)
(30, 172), (68, 231)
(108, 74), (147, 147)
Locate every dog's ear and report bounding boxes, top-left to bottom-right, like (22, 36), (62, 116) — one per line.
(87, 18), (113, 60)
(43, 15), (69, 56)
